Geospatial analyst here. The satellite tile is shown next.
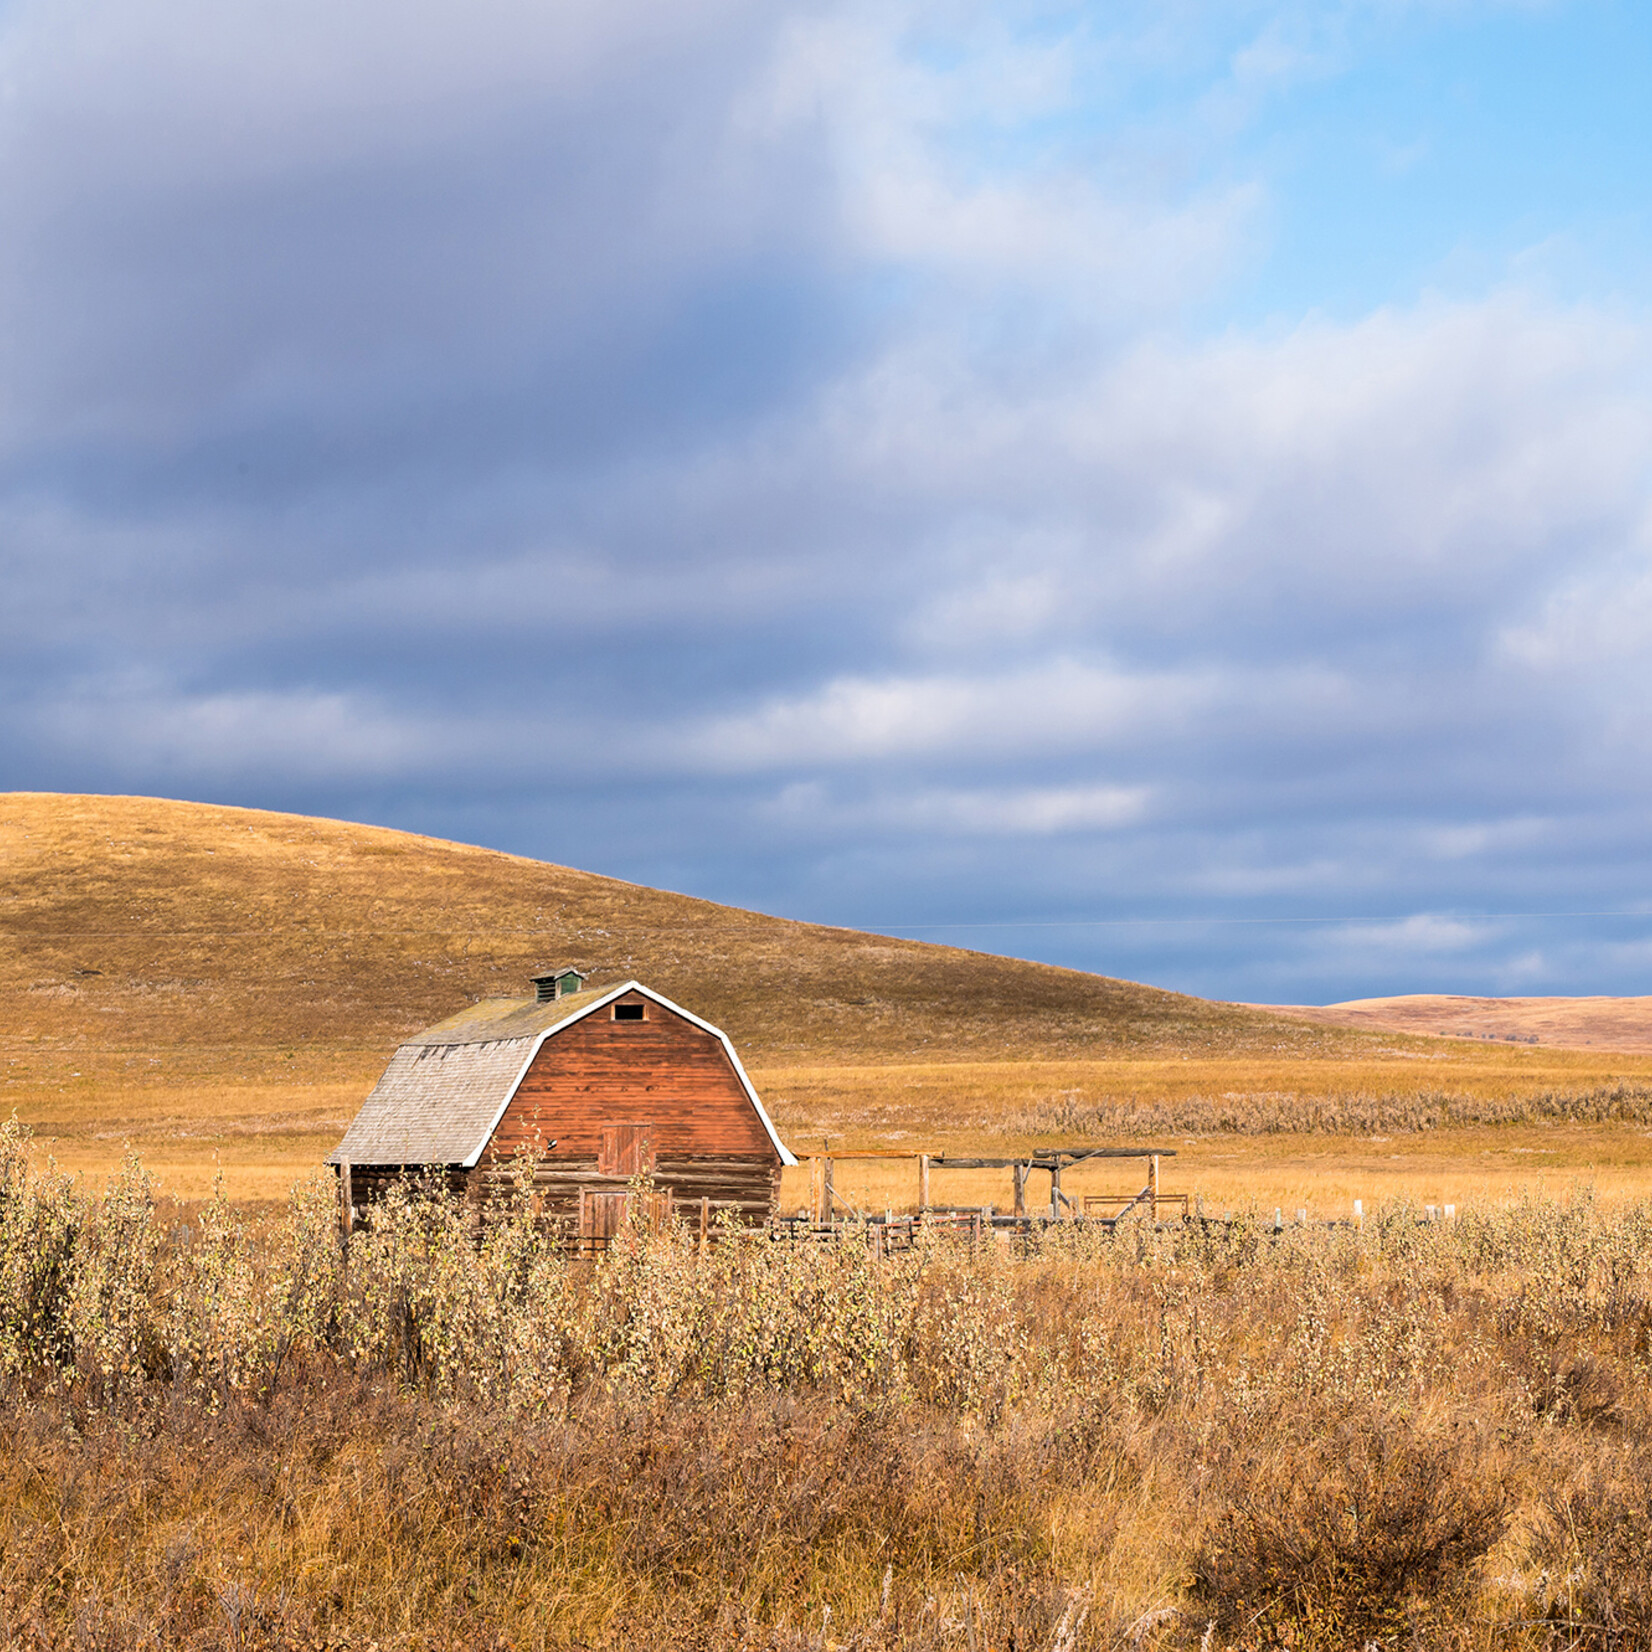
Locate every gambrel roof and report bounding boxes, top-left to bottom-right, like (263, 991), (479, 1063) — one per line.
(328, 980), (795, 1168)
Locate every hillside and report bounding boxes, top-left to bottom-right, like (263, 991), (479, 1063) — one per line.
(1, 793), (1331, 1074)
(1265, 993), (1652, 1051)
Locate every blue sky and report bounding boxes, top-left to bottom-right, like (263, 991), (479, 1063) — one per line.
(4, 0), (1652, 1003)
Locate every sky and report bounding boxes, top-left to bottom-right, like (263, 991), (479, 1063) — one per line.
(4, 0), (1652, 1004)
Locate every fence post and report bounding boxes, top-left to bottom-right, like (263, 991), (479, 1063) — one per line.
(1012, 1162), (1027, 1219)
(1050, 1163), (1062, 1221)
(823, 1158), (835, 1228)
(919, 1153), (930, 1211)
(699, 1195), (710, 1254)
(1150, 1154), (1160, 1222)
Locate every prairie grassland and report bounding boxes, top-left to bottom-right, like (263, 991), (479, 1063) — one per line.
(763, 1051), (1652, 1217)
(775, 1126), (1652, 1227)
(18, 791), (1652, 1214)
(760, 1048), (1652, 1144)
(16, 1044), (1652, 1207)
(7, 1118), (1652, 1650)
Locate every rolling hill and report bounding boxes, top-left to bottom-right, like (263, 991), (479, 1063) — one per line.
(1, 792), (1327, 1073)
(16, 793), (1652, 1210)
(1264, 993), (1652, 1051)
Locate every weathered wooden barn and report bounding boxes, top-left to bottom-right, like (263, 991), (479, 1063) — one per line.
(328, 973), (796, 1236)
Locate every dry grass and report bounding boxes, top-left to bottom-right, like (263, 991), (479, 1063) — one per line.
(10, 1124), (1652, 1649)
(760, 1051), (1652, 1142)
(0, 792), (1338, 1076)
(21, 1056), (1652, 1206)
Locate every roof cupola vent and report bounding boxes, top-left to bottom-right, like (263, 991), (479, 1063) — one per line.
(531, 967), (587, 1003)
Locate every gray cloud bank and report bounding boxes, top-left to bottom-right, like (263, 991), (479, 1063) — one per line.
(4, 0), (1652, 1001)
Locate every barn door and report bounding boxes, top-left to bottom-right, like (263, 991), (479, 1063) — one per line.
(598, 1122), (655, 1176)
(576, 1187), (673, 1252)
(579, 1189), (631, 1252)
(582, 1124), (660, 1253)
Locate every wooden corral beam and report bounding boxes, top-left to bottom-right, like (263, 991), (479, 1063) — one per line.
(797, 1151), (924, 1160)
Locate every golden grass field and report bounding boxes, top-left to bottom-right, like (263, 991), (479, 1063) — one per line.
(11, 791), (1652, 1215)
(18, 795), (1652, 1648)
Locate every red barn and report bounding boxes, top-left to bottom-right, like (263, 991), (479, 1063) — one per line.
(328, 972), (795, 1236)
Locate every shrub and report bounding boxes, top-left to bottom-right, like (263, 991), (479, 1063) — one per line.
(0, 1116), (80, 1382)
(1525, 1456), (1652, 1648)
(1191, 1410), (1510, 1646)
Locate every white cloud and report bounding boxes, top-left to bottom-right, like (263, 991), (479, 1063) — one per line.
(768, 778), (1152, 837)
(35, 682), (431, 784)
(1321, 913), (1491, 955)
(685, 658), (1215, 768)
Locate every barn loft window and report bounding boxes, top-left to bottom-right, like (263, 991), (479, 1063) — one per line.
(612, 1002), (646, 1021)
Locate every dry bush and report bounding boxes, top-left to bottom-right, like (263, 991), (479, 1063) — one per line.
(1191, 1410), (1510, 1646)
(1512, 1449), (1652, 1650)
(0, 1379), (1098, 1652)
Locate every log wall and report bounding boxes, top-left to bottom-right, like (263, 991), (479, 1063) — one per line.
(466, 1153), (778, 1225)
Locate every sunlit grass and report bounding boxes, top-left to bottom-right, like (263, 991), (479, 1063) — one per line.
(9, 1120), (1652, 1648)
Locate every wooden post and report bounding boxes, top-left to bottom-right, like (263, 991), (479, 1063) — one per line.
(823, 1158), (835, 1227)
(918, 1153), (930, 1211)
(1049, 1163), (1062, 1221)
(339, 1160), (354, 1242)
(1012, 1162), (1027, 1219)
(699, 1195), (710, 1254)
(1150, 1154), (1160, 1222)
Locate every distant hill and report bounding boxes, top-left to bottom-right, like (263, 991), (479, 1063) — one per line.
(0, 793), (1333, 1077)
(1265, 993), (1652, 1052)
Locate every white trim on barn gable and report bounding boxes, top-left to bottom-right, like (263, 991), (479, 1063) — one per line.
(459, 980), (798, 1168)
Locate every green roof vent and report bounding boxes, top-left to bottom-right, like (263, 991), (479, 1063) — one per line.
(531, 968), (587, 1004)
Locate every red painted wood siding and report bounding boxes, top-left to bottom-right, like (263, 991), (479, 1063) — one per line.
(489, 994), (778, 1163)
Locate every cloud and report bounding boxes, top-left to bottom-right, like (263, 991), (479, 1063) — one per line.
(767, 778), (1153, 837)
(1322, 912), (1491, 956)
(1, 0), (1651, 1002)
(685, 659), (1212, 768)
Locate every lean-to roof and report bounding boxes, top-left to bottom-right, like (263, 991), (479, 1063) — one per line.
(328, 981), (795, 1168)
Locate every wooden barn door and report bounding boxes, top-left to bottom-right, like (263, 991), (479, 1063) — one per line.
(599, 1122), (655, 1176)
(579, 1189), (631, 1253)
(579, 1124), (662, 1253)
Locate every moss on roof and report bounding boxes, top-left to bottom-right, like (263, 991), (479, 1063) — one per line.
(406, 986), (617, 1047)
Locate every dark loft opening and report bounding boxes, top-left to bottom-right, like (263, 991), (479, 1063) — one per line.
(612, 1003), (646, 1021)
